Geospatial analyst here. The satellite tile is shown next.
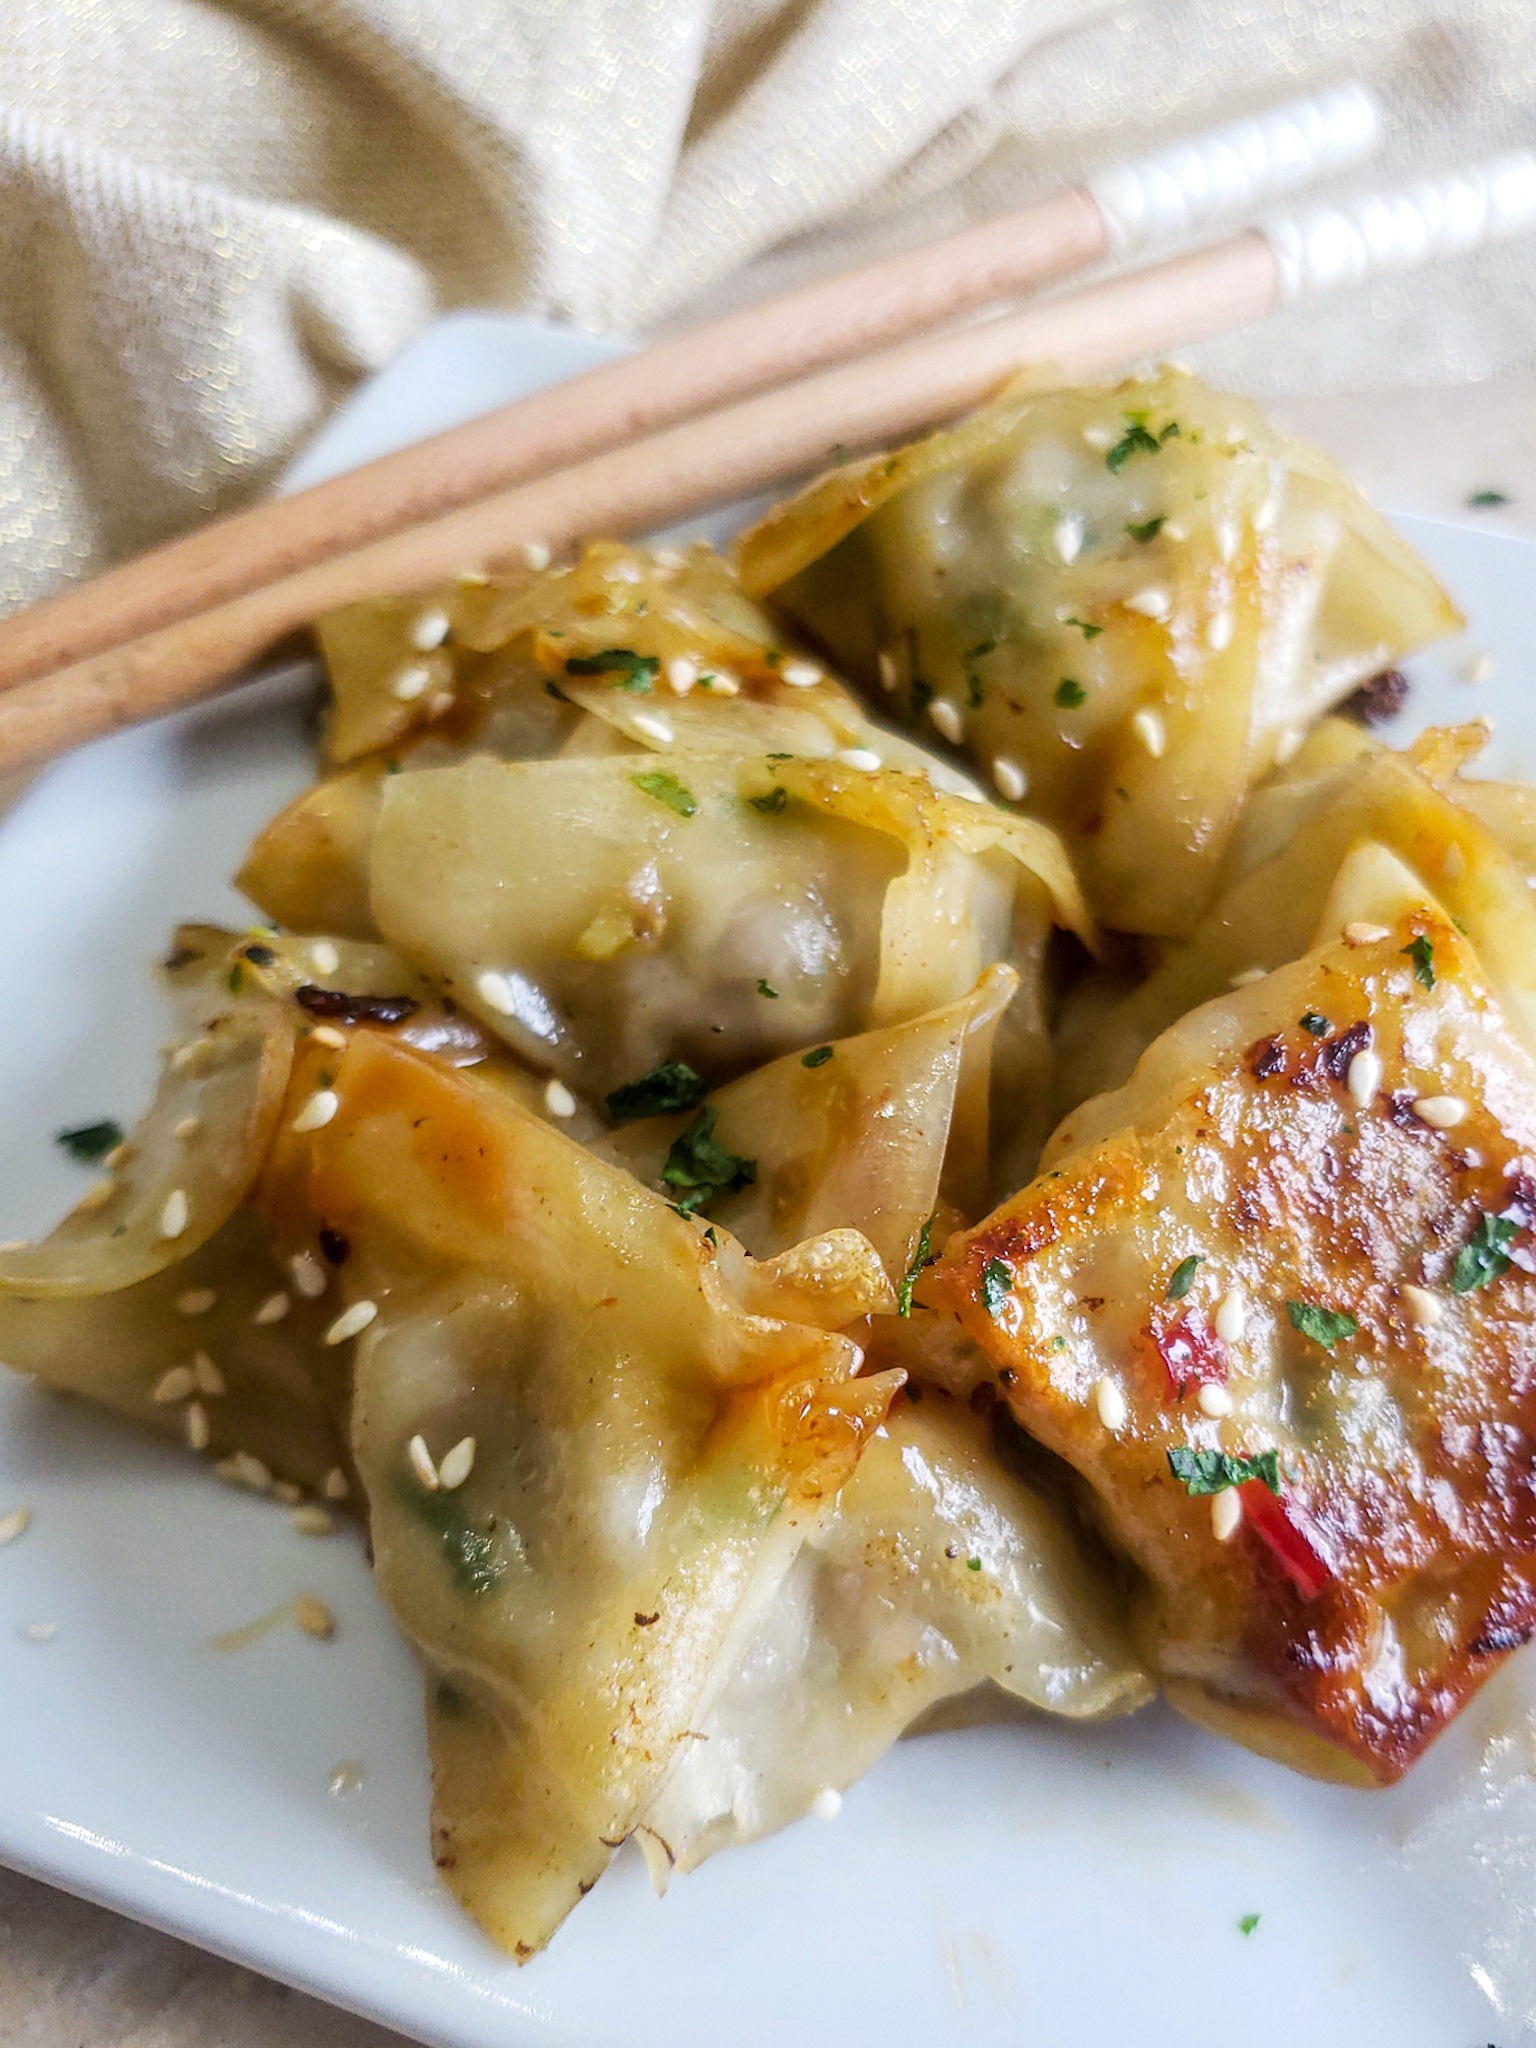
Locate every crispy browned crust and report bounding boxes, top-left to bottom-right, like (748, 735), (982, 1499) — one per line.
(925, 911), (1536, 1784)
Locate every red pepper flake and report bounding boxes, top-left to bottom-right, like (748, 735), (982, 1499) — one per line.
(1246, 1034), (1286, 1081)
(1148, 1305), (1227, 1398)
(1240, 1480), (1333, 1599)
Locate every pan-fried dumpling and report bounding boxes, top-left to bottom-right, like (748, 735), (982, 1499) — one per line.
(366, 751), (1087, 1101)
(740, 370), (1460, 936)
(925, 845), (1536, 1786)
(636, 1388), (1150, 1876)
(259, 1025), (900, 1957)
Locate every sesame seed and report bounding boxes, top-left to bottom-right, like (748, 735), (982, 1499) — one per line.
(75, 1179), (116, 1213)
(475, 968), (517, 1015)
(104, 1142), (135, 1173)
(701, 668), (739, 695)
(159, 1188), (190, 1240)
(1162, 520), (1189, 542)
(1347, 1049), (1383, 1109)
(1206, 608), (1235, 652)
(292, 1595), (336, 1641)
(665, 656), (698, 695)
(458, 568), (489, 586)
(1197, 1382), (1234, 1418)
(1095, 1376), (1128, 1431)
(520, 539), (551, 571)
(1214, 1290), (1246, 1344)
(254, 1290), (291, 1326)
(1125, 588), (1171, 620)
(0, 1508), (32, 1547)
(272, 1480), (302, 1506)
(215, 1450), (273, 1494)
(1402, 1283), (1443, 1327)
(1342, 921), (1390, 947)
(184, 1401), (211, 1451)
(877, 650), (899, 692)
(309, 1024), (347, 1051)
(1215, 520), (1239, 564)
(391, 663), (432, 703)
(837, 747), (882, 772)
(291, 1088), (340, 1133)
(781, 661), (822, 689)
(291, 1505), (335, 1536)
(991, 756), (1027, 802)
(19, 1622), (56, 1644)
(176, 1287), (217, 1317)
(652, 548), (686, 570)
(928, 697), (964, 743)
(1131, 708), (1167, 758)
(289, 1251), (328, 1299)
(437, 1436), (476, 1491)
(322, 1467), (350, 1502)
(610, 559), (643, 583)
(811, 1786), (843, 1821)
(1211, 1489), (1244, 1541)
(1053, 515), (1084, 565)
(630, 710), (675, 745)
(407, 1433), (439, 1490)
(1229, 966), (1266, 988)
(410, 606), (451, 652)
(171, 1036), (211, 1072)
(1462, 653), (1496, 684)
(153, 1365), (197, 1405)
(192, 1350), (225, 1397)
(309, 940), (341, 977)
(1224, 423), (1245, 446)
(324, 1300), (378, 1346)
(174, 1116), (201, 1142)
(1414, 1094), (1467, 1129)
(543, 1078), (578, 1119)
(1252, 495), (1277, 533)
(1081, 423), (1114, 451)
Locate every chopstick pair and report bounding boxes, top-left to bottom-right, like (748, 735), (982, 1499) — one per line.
(0, 92), (1531, 778)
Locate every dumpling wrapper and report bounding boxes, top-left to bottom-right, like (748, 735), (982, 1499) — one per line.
(636, 1389), (1150, 1877)
(928, 852), (1536, 1786)
(262, 1027), (902, 1957)
(367, 751), (1087, 1100)
(742, 370), (1460, 936)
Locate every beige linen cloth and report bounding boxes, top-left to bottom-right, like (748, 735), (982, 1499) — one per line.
(0, 0), (1534, 617)
(2, 3), (1536, 2044)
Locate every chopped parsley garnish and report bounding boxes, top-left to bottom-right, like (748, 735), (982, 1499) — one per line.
(1468, 489), (1510, 508)
(801, 1045), (834, 1069)
(55, 1118), (123, 1164)
(1300, 1011), (1330, 1037)
(897, 1212), (937, 1318)
(1106, 413), (1180, 473)
(401, 1474), (506, 1596)
(1168, 1446), (1281, 1496)
(963, 639), (997, 665)
(660, 1109), (756, 1216)
(603, 1061), (707, 1122)
(966, 672), (984, 708)
(1451, 1211), (1519, 1294)
(631, 770), (696, 818)
(1055, 677), (1087, 708)
(1403, 934), (1435, 988)
(1167, 1254), (1201, 1301)
(757, 978), (779, 999)
(980, 1256), (1013, 1319)
(966, 1556), (983, 1571)
(1064, 615), (1102, 639)
(1287, 1300), (1358, 1351)
(1125, 516), (1165, 544)
(748, 786), (788, 814)
(564, 647), (658, 692)
(1238, 1914), (1261, 1936)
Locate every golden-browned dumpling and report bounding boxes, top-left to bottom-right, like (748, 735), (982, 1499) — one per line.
(925, 844), (1536, 1786)
(260, 1024), (900, 1957)
(740, 370), (1460, 936)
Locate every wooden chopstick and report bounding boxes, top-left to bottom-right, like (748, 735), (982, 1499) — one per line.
(0, 89), (1377, 699)
(0, 233), (1281, 777)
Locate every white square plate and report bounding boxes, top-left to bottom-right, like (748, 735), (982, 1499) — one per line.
(2, 315), (1534, 2048)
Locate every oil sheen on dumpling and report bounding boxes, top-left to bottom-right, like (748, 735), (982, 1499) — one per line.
(740, 369), (1460, 937)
